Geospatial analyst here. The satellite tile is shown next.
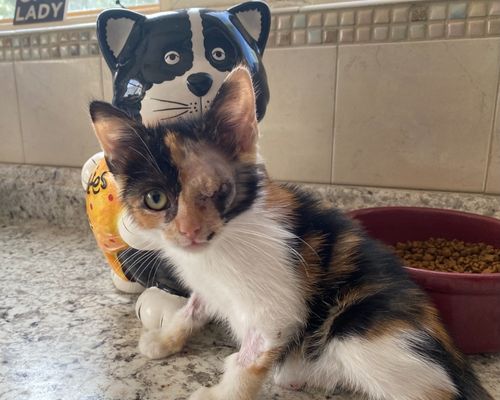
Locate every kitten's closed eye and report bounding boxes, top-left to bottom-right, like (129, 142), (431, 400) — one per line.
(196, 181), (234, 213)
(213, 181), (235, 213)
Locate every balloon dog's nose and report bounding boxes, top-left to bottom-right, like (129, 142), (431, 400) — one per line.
(187, 73), (213, 97)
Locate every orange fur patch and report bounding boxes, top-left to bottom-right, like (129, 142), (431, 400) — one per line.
(298, 233), (328, 299)
(330, 231), (363, 278)
(421, 303), (462, 363)
(128, 199), (164, 230)
(263, 183), (298, 219)
(248, 348), (281, 376)
(164, 131), (186, 166)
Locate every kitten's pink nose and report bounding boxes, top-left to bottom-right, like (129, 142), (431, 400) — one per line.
(178, 222), (201, 241)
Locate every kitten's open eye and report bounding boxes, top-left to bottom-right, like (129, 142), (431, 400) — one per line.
(144, 190), (169, 211)
(211, 47), (226, 62)
(164, 51), (181, 65)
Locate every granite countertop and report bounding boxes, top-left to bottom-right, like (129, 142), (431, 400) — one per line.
(0, 163), (499, 399)
(1, 220), (499, 400)
(0, 221), (353, 400)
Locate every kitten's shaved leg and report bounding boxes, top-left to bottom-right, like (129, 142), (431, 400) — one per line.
(139, 293), (208, 359)
(190, 330), (277, 400)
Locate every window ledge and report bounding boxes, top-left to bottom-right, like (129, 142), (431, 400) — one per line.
(0, 4), (159, 33)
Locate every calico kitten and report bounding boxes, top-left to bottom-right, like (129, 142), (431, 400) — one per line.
(89, 67), (492, 400)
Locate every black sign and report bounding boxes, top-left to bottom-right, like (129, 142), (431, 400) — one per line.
(14, 0), (66, 25)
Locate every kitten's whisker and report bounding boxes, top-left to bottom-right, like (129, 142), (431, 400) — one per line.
(128, 126), (163, 175)
(223, 231), (285, 274)
(146, 252), (162, 286)
(126, 248), (157, 273)
(231, 220), (322, 263)
(219, 236), (303, 310)
(120, 252), (149, 278)
(128, 251), (158, 283)
(119, 244), (157, 279)
(114, 247), (136, 272)
(148, 254), (164, 288)
(217, 239), (254, 285)
(118, 239), (156, 268)
(127, 146), (162, 176)
(150, 98), (189, 106)
(228, 227), (312, 278)
(131, 253), (156, 284)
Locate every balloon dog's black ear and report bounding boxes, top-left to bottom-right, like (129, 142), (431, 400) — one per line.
(229, 1), (271, 54)
(96, 8), (146, 72)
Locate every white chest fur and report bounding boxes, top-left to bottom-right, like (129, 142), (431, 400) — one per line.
(162, 203), (306, 344)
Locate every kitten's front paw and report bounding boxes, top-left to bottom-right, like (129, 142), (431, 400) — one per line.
(189, 387), (217, 400)
(138, 328), (184, 359)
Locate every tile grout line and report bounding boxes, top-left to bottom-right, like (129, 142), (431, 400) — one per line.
(98, 56), (105, 101)
(330, 41), (341, 184)
(482, 38), (500, 193)
(11, 60), (26, 164)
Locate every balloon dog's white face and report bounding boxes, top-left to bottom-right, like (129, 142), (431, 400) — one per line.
(97, 2), (271, 124)
(138, 9), (230, 125)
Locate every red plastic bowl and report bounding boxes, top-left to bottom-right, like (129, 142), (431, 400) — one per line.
(348, 207), (500, 354)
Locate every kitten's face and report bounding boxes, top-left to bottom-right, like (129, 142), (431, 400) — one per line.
(90, 67), (260, 252)
(127, 137), (236, 250)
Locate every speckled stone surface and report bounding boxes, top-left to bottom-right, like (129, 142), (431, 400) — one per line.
(0, 163), (87, 228)
(298, 183), (500, 219)
(0, 221), (353, 400)
(1, 163), (499, 399)
(1, 220), (499, 400)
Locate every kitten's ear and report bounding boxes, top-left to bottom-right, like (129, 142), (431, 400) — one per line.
(207, 66), (258, 157)
(89, 101), (139, 173)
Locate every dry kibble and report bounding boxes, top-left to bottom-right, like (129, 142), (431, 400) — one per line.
(484, 254), (496, 262)
(391, 238), (500, 274)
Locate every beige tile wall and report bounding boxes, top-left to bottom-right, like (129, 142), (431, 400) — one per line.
(332, 39), (500, 192)
(487, 98), (500, 194)
(1, 2), (500, 195)
(14, 59), (102, 166)
(0, 62), (24, 163)
(101, 57), (113, 102)
(259, 47), (336, 183)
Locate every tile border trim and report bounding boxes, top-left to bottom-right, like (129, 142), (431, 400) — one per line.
(268, 1), (500, 47)
(0, 1), (499, 61)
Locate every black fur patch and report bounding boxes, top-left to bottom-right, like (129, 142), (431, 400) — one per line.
(222, 163), (264, 222)
(408, 332), (492, 400)
(117, 248), (189, 296)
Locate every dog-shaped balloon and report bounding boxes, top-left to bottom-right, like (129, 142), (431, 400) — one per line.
(99, 1), (270, 123)
(82, 1), (271, 329)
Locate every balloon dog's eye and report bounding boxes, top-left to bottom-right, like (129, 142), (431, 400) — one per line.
(211, 47), (226, 62)
(164, 51), (181, 65)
